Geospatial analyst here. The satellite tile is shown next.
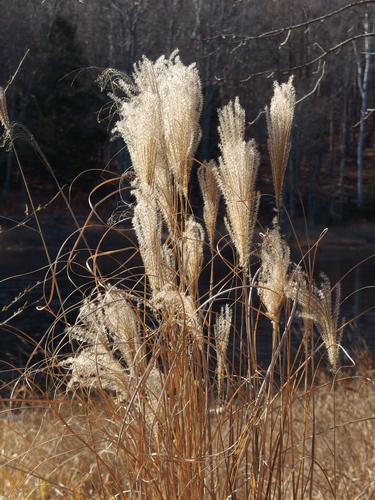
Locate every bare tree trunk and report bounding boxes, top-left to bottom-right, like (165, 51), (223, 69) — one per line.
(372, 112), (375, 173)
(354, 13), (371, 209)
(338, 93), (349, 215)
(288, 146), (296, 219)
(308, 157), (319, 227)
(328, 104), (337, 218)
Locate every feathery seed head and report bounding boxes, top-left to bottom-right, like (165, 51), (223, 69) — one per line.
(62, 289), (145, 394)
(111, 56), (167, 187)
(154, 161), (176, 237)
(218, 97), (245, 148)
(102, 287), (146, 375)
(214, 305), (232, 399)
(214, 305), (232, 356)
(158, 54), (202, 197)
(67, 294), (108, 346)
(216, 98), (260, 269)
(110, 51), (201, 199)
(266, 77), (295, 212)
(198, 160), (220, 250)
(154, 287), (203, 350)
(258, 223), (290, 323)
(180, 216), (205, 295)
(132, 183), (175, 297)
(287, 272), (343, 372)
(62, 345), (126, 393)
(115, 92), (164, 186)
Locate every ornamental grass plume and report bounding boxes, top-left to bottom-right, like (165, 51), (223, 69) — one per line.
(266, 77), (295, 213)
(66, 293), (110, 346)
(108, 56), (176, 234)
(287, 272), (343, 372)
(102, 287), (147, 375)
(61, 289), (143, 394)
(216, 97), (260, 270)
(132, 184), (175, 297)
(158, 52), (202, 198)
(61, 345), (126, 394)
(108, 51), (202, 232)
(214, 305), (232, 399)
(114, 83), (162, 186)
(6, 50), (371, 499)
(258, 223), (290, 327)
(62, 288), (164, 413)
(154, 286), (204, 350)
(198, 160), (220, 251)
(180, 216), (205, 297)
(111, 57), (166, 187)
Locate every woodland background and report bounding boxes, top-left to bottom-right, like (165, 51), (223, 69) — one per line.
(1, 0), (375, 224)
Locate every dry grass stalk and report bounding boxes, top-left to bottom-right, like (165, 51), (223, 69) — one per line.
(216, 97), (260, 269)
(266, 77), (295, 213)
(154, 161), (177, 238)
(180, 216), (205, 297)
(0, 87), (10, 128)
(198, 160), (220, 250)
(132, 183), (175, 297)
(3, 378), (375, 498)
(214, 305), (232, 399)
(154, 286), (203, 350)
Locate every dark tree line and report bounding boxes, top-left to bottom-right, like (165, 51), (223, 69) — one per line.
(1, 0), (375, 223)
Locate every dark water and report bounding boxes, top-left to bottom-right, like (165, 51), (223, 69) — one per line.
(0, 218), (141, 390)
(1, 219), (375, 390)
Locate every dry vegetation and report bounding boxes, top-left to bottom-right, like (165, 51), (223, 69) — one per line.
(0, 51), (374, 499)
(2, 376), (375, 498)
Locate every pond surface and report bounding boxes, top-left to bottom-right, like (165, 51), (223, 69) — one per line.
(1, 219), (375, 391)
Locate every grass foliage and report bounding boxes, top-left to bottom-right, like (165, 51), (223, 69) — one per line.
(0, 51), (374, 499)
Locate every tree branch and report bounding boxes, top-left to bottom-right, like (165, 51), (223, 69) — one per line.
(236, 32), (375, 82)
(210, 0), (375, 43)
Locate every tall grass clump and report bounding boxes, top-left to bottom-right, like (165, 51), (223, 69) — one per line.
(1, 50), (375, 499)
